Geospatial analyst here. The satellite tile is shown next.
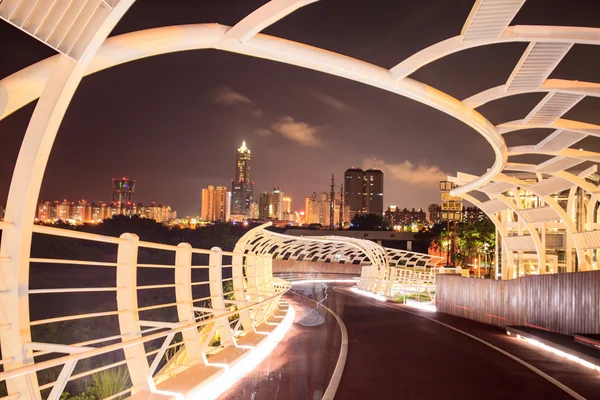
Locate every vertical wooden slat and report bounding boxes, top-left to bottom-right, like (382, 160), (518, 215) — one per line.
(436, 271), (600, 335)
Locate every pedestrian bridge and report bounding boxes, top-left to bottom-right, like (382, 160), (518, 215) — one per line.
(2, 0), (600, 398)
(0, 222), (440, 400)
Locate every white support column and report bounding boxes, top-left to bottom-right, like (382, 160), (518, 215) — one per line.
(174, 242), (203, 362)
(116, 233), (150, 393)
(232, 253), (253, 331)
(0, 3), (134, 397)
(209, 247), (234, 347)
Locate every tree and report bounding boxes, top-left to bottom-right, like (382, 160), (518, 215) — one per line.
(415, 220), (495, 268)
(349, 213), (389, 231)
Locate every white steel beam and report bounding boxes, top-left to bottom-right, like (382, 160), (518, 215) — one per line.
(224, 0), (318, 43)
(390, 25), (600, 81)
(464, 79), (600, 109)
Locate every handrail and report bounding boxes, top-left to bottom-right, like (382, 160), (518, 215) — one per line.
(0, 279), (291, 383)
(32, 224), (125, 244)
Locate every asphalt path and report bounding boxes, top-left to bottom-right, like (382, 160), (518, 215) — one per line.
(222, 283), (600, 399)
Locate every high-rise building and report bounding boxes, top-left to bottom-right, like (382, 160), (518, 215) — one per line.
(201, 185), (227, 222)
(225, 191), (232, 221)
(249, 201), (259, 219)
(344, 168), (365, 217)
(230, 141), (253, 219)
(344, 167), (384, 218)
(304, 193), (319, 224)
(201, 185), (214, 221)
(258, 191), (274, 219)
(273, 187), (284, 220)
(283, 196), (291, 214)
(364, 169), (384, 215)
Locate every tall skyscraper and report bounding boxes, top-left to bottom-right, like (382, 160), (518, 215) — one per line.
(344, 167), (384, 218)
(230, 141), (253, 219)
(273, 187), (284, 220)
(364, 169), (384, 215)
(201, 185), (227, 221)
(344, 168), (366, 217)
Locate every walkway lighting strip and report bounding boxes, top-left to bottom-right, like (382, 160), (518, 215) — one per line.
(291, 279), (356, 284)
(196, 304), (296, 400)
(514, 334), (600, 373)
(349, 287), (387, 302)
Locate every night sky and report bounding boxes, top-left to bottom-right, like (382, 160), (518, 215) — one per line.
(2, 0), (600, 216)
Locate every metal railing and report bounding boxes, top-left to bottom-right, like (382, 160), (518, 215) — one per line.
(0, 224), (290, 400)
(356, 265), (463, 300)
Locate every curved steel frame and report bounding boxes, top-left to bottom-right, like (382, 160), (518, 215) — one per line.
(3, 0), (600, 397)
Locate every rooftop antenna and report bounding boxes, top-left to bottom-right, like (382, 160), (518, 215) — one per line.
(330, 174), (335, 230)
(339, 181), (344, 229)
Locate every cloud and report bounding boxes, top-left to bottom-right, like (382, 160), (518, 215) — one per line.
(271, 116), (324, 147)
(213, 86), (254, 106)
(255, 128), (272, 136)
(365, 159), (446, 185)
(305, 87), (352, 111)
(213, 86), (262, 118)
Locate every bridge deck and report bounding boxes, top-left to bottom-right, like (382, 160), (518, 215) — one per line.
(222, 283), (600, 399)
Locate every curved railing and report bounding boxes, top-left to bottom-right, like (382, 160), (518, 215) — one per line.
(0, 223), (291, 400)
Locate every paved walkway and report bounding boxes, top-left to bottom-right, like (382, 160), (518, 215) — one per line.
(220, 289), (341, 399)
(221, 283), (600, 399)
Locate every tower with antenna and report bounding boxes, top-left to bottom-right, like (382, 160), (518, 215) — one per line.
(330, 174), (335, 230)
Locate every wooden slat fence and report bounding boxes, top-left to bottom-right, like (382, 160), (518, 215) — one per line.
(436, 271), (600, 335)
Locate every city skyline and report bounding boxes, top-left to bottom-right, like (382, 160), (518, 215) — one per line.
(2, 1), (598, 217)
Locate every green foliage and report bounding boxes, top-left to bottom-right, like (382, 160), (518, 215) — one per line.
(421, 220), (495, 267)
(91, 367), (130, 400)
(349, 213), (389, 231)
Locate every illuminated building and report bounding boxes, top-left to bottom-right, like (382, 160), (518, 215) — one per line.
(344, 168), (365, 217)
(201, 186), (213, 221)
(72, 200), (92, 222)
(249, 201), (259, 219)
(258, 191), (274, 219)
(304, 193), (319, 224)
(462, 206), (487, 223)
(273, 187), (284, 220)
(201, 185), (227, 222)
(230, 141), (253, 219)
(225, 191), (232, 221)
(283, 196), (291, 214)
(91, 202), (109, 221)
(344, 167), (384, 217)
(385, 207), (426, 227)
(364, 169), (384, 215)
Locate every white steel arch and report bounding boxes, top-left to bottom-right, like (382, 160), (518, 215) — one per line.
(3, 0), (600, 397)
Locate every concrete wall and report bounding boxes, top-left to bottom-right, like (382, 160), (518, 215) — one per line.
(272, 259), (362, 275)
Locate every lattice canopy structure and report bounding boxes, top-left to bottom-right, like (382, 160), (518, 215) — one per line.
(2, 0), (600, 398)
(234, 223), (443, 269)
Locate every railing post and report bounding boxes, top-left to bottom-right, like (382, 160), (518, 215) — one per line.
(116, 233), (150, 393)
(174, 243), (203, 362)
(209, 247), (234, 347)
(232, 253), (253, 331)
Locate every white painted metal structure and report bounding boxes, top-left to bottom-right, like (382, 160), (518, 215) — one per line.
(2, 0), (600, 397)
